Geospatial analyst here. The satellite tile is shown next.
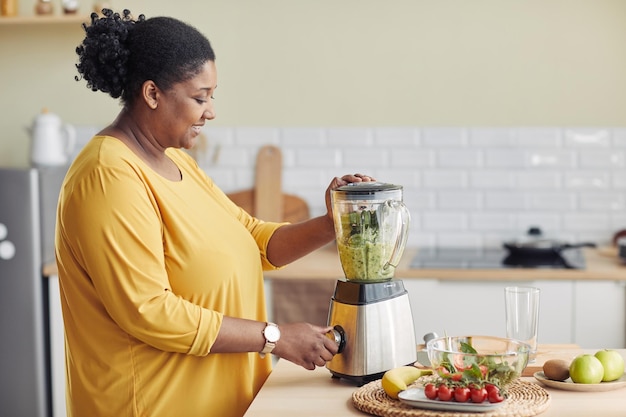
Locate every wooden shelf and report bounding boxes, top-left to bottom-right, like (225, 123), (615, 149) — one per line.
(0, 14), (89, 25)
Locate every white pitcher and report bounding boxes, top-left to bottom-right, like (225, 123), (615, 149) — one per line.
(27, 108), (76, 166)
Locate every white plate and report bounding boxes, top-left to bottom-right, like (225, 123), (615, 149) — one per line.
(534, 371), (626, 392)
(398, 388), (506, 413)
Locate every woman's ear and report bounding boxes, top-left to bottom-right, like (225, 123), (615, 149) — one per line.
(142, 80), (159, 110)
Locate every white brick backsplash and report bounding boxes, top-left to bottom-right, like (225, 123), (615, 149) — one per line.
(470, 171), (516, 189)
(614, 128), (626, 147)
(374, 169), (420, 188)
(234, 127), (280, 146)
(214, 147), (251, 167)
(528, 192), (577, 211)
(564, 171), (610, 189)
(485, 192), (528, 210)
(203, 126), (235, 146)
(281, 127), (326, 146)
(342, 148), (390, 169)
(421, 127), (468, 147)
(564, 128), (611, 147)
(73, 125), (626, 247)
(516, 172), (561, 189)
(404, 189), (436, 210)
(611, 213), (626, 230)
(438, 191), (482, 210)
(437, 150), (483, 168)
(613, 173), (626, 189)
(437, 233), (483, 248)
(484, 150), (526, 168)
(516, 214), (561, 232)
(373, 127), (419, 146)
(422, 212), (467, 231)
(469, 128), (516, 147)
(423, 170), (468, 188)
(578, 192), (625, 211)
(579, 150), (625, 168)
(516, 128), (562, 147)
(295, 148), (339, 168)
(563, 213), (610, 231)
(390, 148), (435, 168)
(327, 127), (373, 146)
(470, 213), (517, 231)
(526, 150), (576, 168)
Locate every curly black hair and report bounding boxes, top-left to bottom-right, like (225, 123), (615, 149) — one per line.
(75, 9), (215, 106)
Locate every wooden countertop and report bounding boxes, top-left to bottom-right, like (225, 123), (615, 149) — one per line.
(264, 245), (626, 281)
(43, 246), (626, 281)
(244, 345), (626, 417)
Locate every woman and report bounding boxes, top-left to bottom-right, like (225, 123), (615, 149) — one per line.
(57, 9), (374, 417)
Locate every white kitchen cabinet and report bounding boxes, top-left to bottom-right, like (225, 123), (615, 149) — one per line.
(573, 281), (626, 349)
(403, 278), (625, 349)
(404, 280), (572, 345)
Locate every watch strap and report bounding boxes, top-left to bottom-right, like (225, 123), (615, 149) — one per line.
(259, 322), (279, 359)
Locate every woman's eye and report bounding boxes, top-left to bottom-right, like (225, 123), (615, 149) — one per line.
(195, 98), (207, 104)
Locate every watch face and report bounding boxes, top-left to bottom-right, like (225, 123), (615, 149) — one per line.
(264, 325), (280, 343)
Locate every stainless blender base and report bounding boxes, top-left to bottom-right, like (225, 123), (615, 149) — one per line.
(325, 280), (417, 385)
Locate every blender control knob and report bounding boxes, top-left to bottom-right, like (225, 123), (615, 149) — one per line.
(327, 325), (346, 354)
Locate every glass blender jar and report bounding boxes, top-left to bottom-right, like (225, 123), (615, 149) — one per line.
(331, 182), (410, 282)
(326, 182), (416, 384)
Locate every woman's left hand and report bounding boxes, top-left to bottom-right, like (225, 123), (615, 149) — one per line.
(324, 173), (376, 221)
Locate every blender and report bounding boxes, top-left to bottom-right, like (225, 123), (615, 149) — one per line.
(326, 182), (417, 385)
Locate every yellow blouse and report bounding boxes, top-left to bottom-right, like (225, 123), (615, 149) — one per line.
(55, 136), (285, 417)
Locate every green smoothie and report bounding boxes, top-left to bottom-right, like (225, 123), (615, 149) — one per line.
(336, 210), (395, 281)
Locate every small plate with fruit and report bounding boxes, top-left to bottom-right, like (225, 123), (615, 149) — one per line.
(534, 349), (626, 392)
(534, 372), (626, 392)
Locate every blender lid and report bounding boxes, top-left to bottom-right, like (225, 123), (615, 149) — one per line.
(333, 182), (403, 199)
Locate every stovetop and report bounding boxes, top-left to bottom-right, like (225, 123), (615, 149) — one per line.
(409, 247), (586, 270)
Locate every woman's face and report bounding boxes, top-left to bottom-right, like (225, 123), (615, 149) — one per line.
(154, 60), (217, 150)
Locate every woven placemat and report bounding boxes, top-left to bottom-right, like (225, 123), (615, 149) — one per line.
(352, 379), (551, 417)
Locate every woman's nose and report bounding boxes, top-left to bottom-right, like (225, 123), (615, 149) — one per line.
(203, 102), (216, 120)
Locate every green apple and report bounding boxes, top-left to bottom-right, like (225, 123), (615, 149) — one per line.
(594, 349), (625, 382)
(569, 354), (604, 384)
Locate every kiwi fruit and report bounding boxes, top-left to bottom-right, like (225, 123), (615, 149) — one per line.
(543, 359), (571, 381)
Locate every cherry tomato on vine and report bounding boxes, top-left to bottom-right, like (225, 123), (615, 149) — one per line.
(437, 384), (453, 401)
(424, 383), (438, 400)
(484, 383), (499, 395)
(469, 386), (487, 403)
(454, 386), (470, 403)
(488, 387), (505, 403)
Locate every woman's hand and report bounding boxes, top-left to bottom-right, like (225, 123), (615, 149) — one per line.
(324, 173), (376, 222)
(265, 173), (376, 267)
(272, 322), (339, 370)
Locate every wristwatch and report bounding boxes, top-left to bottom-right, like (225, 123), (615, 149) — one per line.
(259, 322), (280, 358)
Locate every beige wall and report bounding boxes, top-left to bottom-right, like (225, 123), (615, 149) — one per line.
(2, 0), (626, 166)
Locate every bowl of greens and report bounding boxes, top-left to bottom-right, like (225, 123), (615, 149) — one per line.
(426, 335), (530, 392)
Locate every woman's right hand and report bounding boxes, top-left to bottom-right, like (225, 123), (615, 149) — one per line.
(272, 322), (338, 370)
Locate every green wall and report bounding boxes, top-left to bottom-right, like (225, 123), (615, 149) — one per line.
(2, 0), (626, 166)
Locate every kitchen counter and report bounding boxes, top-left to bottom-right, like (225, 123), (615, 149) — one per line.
(263, 245), (626, 281)
(43, 246), (625, 281)
(244, 345), (626, 417)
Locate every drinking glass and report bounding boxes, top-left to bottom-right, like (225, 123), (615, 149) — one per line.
(505, 286), (540, 362)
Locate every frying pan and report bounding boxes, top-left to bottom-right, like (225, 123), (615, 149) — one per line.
(503, 227), (596, 258)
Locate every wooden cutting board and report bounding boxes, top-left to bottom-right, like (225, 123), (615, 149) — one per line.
(227, 145), (310, 223)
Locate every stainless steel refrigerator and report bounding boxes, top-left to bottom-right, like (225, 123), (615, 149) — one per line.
(0, 166), (67, 417)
